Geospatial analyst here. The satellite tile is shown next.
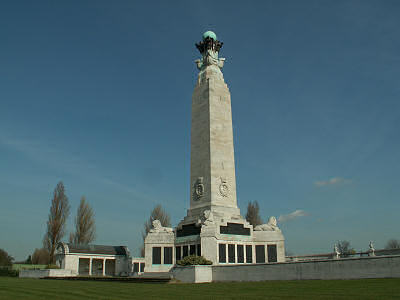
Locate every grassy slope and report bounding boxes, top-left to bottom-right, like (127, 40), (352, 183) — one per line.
(0, 277), (400, 299)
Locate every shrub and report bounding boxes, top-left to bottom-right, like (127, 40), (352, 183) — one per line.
(176, 255), (212, 266)
(0, 267), (18, 277)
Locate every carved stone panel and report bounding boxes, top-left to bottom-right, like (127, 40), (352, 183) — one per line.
(193, 177), (204, 201)
(219, 177), (229, 197)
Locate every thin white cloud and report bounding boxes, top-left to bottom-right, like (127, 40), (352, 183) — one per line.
(0, 135), (89, 174)
(0, 134), (144, 198)
(278, 209), (308, 223)
(314, 177), (351, 187)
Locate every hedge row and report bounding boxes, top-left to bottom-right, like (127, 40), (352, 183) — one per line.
(0, 267), (19, 277)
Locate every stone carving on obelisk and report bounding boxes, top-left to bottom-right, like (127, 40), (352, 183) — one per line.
(189, 31), (240, 219)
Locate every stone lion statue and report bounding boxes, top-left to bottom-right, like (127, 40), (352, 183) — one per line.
(203, 210), (214, 225)
(254, 216), (280, 231)
(150, 220), (173, 233)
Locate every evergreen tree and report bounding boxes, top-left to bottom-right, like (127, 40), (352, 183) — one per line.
(245, 201), (263, 226)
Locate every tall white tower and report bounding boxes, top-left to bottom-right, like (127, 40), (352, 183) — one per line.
(189, 31), (240, 220)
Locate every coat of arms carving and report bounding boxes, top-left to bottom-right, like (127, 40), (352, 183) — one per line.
(193, 177), (204, 201)
(219, 177), (229, 197)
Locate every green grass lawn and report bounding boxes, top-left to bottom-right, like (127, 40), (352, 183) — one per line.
(1, 277), (400, 299)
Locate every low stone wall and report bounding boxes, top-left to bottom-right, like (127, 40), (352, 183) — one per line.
(212, 255), (400, 281)
(19, 269), (76, 278)
(172, 266), (212, 283)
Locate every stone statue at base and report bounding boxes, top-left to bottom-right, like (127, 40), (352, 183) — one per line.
(334, 244), (341, 259)
(254, 216), (281, 232)
(369, 241), (375, 256)
(199, 210), (215, 226)
(149, 220), (173, 233)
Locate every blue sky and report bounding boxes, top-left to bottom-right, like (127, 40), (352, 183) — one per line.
(1, 0), (399, 260)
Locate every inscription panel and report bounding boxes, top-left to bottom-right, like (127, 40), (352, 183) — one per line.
(220, 223), (250, 236)
(177, 224), (201, 237)
(246, 245), (253, 263)
(219, 244), (226, 263)
(152, 247), (161, 265)
(256, 245), (265, 264)
(267, 244), (277, 263)
(237, 245), (244, 263)
(164, 247), (172, 264)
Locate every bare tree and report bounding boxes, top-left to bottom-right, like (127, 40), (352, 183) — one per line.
(69, 196), (96, 245)
(385, 239), (400, 249)
(31, 248), (50, 265)
(43, 181), (70, 264)
(337, 240), (355, 257)
(245, 201), (263, 227)
(141, 205), (171, 256)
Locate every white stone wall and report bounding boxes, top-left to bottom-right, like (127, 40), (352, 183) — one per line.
(64, 255), (79, 273)
(172, 265), (212, 283)
(170, 255), (400, 283)
(212, 255), (400, 281)
(253, 230), (285, 262)
(58, 253), (127, 276)
(144, 230), (175, 272)
(131, 257), (145, 274)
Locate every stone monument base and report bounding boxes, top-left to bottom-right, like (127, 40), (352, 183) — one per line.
(144, 212), (285, 272)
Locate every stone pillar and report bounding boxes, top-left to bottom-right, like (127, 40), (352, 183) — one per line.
(144, 228), (175, 272)
(102, 259), (106, 276)
(189, 32), (240, 220)
(200, 224), (218, 264)
(89, 258), (92, 276)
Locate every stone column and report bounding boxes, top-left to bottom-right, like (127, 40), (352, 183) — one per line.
(89, 258), (92, 276)
(234, 244), (237, 263)
(102, 259), (106, 276)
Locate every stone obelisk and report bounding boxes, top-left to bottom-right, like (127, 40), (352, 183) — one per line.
(189, 31), (240, 220)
